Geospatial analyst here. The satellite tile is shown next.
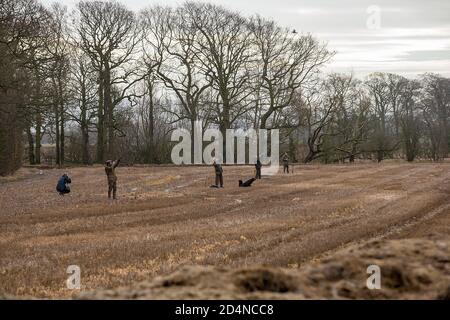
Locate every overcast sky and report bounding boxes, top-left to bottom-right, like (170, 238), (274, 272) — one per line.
(43, 0), (450, 78)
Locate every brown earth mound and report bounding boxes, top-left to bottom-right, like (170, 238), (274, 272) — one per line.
(78, 237), (450, 300)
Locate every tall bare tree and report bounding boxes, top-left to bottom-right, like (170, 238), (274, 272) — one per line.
(184, 2), (253, 160)
(248, 16), (333, 129)
(140, 5), (212, 162)
(43, 3), (71, 166)
(419, 74), (450, 160)
(399, 79), (421, 161)
(0, 0), (51, 173)
(74, 0), (140, 162)
(66, 49), (97, 165)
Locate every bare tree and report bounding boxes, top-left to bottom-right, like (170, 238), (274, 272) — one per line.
(74, 0), (140, 162)
(0, 0), (51, 174)
(420, 73), (450, 159)
(43, 3), (71, 166)
(248, 16), (333, 129)
(185, 2), (253, 160)
(66, 49), (97, 165)
(298, 77), (339, 163)
(140, 5), (212, 162)
(327, 75), (371, 162)
(365, 73), (395, 162)
(398, 79), (421, 161)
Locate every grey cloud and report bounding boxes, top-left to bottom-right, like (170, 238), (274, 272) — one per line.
(42, 0), (450, 77)
(403, 49), (450, 61)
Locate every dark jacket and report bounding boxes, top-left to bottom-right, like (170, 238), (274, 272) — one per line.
(56, 174), (71, 192)
(214, 163), (223, 175)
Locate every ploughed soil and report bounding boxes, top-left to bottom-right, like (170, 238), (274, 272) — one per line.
(1, 162), (449, 299)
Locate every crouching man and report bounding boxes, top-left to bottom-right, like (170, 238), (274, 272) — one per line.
(105, 159), (120, 199)
(56, 173), (71, 195)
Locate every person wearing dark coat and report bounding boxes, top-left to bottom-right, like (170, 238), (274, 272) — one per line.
(56, 174), (71, 195)
(282, 153), (289, 173)
(255, 159), (262, 179)
(213, 160), (223, 188)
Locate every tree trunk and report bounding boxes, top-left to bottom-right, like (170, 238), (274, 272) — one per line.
(439, 118), (448, 159)
(147, 77), (154, 163)
(304, 152), (314, 163)
(304, 139), (318, 163)
(104, 62), (114, 159)
(60, 106), (65, 165)
(80, 78), (90, 165)
(96, 69), (105, 163)
(349, 154), (355, 163)
(377, 150), (383, 162)
(54, 102), (60, 166)
(190, 117), (196, 164)
(26, 126), (35, 165)
(221, 99), (231, 163)
(82, 126), (89, 165)
(260, 112), (269, 130)
(35, 112), (42, 164)
(57, 74), (65, 165)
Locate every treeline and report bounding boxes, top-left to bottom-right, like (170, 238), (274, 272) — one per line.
(1, 0), (449, 175)
(296, 72), (450, 163)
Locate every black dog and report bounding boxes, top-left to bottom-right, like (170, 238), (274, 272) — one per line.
(239, 178), (256, 187)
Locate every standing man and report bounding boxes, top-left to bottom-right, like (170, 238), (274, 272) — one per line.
(255, 159), (262, 179)
(213, 160), (223, 188)
(105, 159), (120, 199)
(282, 153), (289, 173)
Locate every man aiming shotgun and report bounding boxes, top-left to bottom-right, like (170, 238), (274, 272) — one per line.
(105, 159), (120, 199)
(212, 160), (223, 188)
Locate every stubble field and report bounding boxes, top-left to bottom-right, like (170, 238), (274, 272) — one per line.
(1, 162), (449, 298)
